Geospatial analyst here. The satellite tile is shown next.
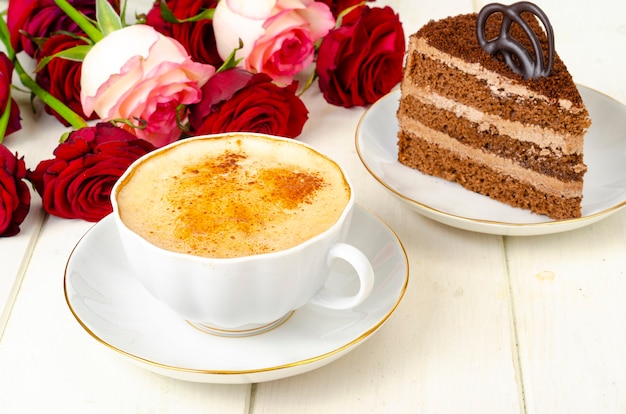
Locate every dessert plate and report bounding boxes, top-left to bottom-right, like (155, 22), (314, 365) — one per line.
(64, 206), (408, 384)
(356, 86), (626, 236)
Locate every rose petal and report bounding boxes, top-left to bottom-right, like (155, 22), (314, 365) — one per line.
(225, 0), (275, 18)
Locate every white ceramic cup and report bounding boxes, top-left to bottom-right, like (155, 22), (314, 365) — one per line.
(111, 133), (374, 336)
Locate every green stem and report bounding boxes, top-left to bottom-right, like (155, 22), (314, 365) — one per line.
(13, 57), (88, 130)
(0, 99), (10, 143)
(53, 0), (103, 43)
(0, 5), (88, 136)
(0, 17), (14, 142)
(298, 69), (318, 97)
(0, 13), (13, 61)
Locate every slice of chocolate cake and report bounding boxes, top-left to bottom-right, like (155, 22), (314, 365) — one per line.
(397, 2), (591, 220)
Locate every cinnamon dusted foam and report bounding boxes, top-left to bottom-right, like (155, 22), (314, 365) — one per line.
(116, 135), (350, 258)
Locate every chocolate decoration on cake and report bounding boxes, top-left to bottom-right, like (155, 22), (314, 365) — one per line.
(476, 1), (554, 79)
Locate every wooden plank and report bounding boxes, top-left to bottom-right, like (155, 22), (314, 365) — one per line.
(505, 209), (626, 414)
(0, 0), (252, 412)
(253, 0), (521, 405)
(0, 104), (65, 338)
(0, 200), (45, 338)
(252, 207), (521, 413)
(0, 216), (251, 413)
(498, 1), (626, 412)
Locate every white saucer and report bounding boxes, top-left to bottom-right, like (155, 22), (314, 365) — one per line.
(356, 86), (626, 236)
(64, 206), (408, 384)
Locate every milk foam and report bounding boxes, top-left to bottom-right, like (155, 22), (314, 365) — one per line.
(116, 135), (350, 258)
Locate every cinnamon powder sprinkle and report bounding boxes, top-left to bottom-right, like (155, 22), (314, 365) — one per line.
(169, 150), (327, 256)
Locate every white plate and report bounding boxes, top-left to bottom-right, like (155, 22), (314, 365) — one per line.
(64, 206), (408, 384)
(356, 86), (626, 236)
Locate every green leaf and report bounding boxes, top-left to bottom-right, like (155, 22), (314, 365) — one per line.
(46, 30), (93, 45)
(96, 0), (123, 35)
(217, 39), (244, 72)
(34, 45), (92, 72)
(118, 0), (129, 25)
(158, 0), (178, 23)
(298, 70), (318, 97)
(59, 130), (72, 144)
(160, 0), (215, 24)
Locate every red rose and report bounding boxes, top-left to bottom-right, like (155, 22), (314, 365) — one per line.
(0, 53), (21, 137)
(36, 34), (98, 126)
(7, 0), (119, 57)
(27, 123), (155, 222)
(188, 68), (308, 138)
(146, 0), (223, 67)
(316, 6), (405, 108)
(0, 145), (30, 237)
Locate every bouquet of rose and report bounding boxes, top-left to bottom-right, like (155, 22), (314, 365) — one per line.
(0, 0), (405, 236)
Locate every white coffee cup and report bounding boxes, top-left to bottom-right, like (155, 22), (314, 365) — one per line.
(111, 133), (374, 336)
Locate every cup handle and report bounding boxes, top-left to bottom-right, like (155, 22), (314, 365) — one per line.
(309, 243), (375, 310)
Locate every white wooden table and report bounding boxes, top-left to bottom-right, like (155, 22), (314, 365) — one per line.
(1, 1), (626, 412)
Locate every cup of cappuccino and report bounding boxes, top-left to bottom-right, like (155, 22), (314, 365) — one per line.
(111, 133), (374, 336)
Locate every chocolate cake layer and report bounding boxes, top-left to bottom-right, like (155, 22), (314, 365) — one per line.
(418, 13), (585, 105)
(402, 48), (590, 140)
(398, 130), (582, 219)
(398, 119), (582, 196)
(398, 95), (586, 181)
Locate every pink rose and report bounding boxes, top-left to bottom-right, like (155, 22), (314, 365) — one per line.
(80, 24), (216, 148)
(213, 0), (334, 85)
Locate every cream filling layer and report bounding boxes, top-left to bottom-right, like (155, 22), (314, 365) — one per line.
(412, 37), (586, 114)
(398, 117), (583, 198)
(404, 85), (584, 154)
